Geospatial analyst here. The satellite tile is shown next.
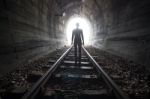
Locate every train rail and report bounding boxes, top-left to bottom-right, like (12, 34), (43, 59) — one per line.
(21, 46), (130, 99)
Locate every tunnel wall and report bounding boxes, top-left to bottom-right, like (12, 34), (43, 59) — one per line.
(0, 0), (66, 76)
(92, 0), (150, 70)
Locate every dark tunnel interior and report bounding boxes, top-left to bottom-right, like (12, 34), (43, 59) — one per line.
(0, 0), (150, 99)
(1, 0), (150, 75)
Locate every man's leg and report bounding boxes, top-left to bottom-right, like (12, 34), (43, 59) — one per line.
(74, 44), (77, 66)
(78, 43), (81, 66)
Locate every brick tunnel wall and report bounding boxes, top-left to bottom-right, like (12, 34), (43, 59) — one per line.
(92, 0), (150, 70)
(0, 0), (66, 75)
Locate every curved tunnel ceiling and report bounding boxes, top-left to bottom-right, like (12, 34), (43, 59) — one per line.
(55, 0), (95, 20)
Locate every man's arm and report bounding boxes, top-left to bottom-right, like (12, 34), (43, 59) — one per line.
(81, 30), (84, 45)
(71, 30), (74, 45)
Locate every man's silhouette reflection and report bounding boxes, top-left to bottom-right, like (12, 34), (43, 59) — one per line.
(71, 23), (84, 66)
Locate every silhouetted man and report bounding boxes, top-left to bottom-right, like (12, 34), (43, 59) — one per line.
(71, 23), (84, 66)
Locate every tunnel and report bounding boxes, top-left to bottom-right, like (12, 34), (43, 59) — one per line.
(0, 0), (150, 99)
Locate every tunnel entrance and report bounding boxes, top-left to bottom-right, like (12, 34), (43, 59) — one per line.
(65, 17), (92, 45)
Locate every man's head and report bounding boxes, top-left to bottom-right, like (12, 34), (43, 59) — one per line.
(76, 23), (79, 28)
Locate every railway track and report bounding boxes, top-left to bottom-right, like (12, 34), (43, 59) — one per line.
(21, 46), (130, 99)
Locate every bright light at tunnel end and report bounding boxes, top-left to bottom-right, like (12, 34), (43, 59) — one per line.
(66, 17), (92, 46)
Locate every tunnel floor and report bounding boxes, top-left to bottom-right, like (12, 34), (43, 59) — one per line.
(0, 46), (150, 99)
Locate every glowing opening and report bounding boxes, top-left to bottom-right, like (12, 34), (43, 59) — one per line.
(66, 17), (91, 45)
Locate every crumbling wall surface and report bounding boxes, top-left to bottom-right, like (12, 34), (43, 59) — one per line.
(0, 0), (66, 75)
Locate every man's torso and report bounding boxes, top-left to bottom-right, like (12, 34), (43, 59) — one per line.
(73, 29), (82, 43)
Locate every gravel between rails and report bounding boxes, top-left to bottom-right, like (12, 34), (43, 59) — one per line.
(0, 47), (68, 94)
(86, 46), (150, 99)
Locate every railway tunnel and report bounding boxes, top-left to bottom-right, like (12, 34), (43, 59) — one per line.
(0, 0), (150, 99)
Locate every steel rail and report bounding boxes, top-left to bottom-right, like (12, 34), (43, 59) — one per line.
(22, 46), (73, 99)
(82, 46), (130, 99)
